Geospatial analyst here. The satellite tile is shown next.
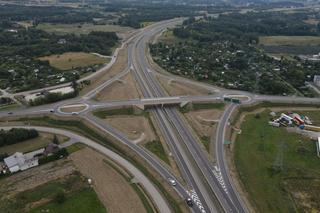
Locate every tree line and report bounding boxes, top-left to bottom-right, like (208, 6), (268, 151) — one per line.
(0, 128), (39, 148)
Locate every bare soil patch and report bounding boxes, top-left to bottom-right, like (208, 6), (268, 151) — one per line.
(104, 116), (156, 143)
(70, 148), (147, 213)
(157, 75), (211, 96)
(185, 109), (223, 138)
(80, 48), (128, 95)
(95, 72), (140, 101)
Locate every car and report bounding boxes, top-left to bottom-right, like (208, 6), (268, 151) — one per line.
(167, 177), (177, 186)
(50, 109), (54, 113)
(7, 112), (13, 115)
(186, 198), (193, 207)
(72, 112), (79, 115)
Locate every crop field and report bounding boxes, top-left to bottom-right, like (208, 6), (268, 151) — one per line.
(259, 36), (320, 46)
(39, 52), (109, 71)
(234, 110), (320, 212)
(37, 23), (133, 35)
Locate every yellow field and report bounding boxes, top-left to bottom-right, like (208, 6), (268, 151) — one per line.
(259, 36), (320, 46)
(37, 23), (133, 35)
(39, 52), (109, 70)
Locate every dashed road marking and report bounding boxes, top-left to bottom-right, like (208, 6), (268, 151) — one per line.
(212, 166), (229, 194)
(187, 189), (206, 213)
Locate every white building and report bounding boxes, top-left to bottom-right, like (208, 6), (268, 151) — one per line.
(314, 75), (320, 87)
(4, 149), (43, 173)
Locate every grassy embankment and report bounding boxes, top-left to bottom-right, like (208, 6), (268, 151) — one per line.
(180, 102), (225, 113)
(235, 110), (320, 212)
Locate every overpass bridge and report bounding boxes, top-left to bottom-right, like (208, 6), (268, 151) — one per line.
(91, 95), (223, 110)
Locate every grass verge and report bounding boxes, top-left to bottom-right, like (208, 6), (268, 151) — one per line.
(200, 136), (210, 152)
(180, 102), (225, 113)
(144, 140), (170, 165)
(93, 107), (134, 118)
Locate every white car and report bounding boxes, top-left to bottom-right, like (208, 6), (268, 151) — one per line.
(167, 177), (177, 186)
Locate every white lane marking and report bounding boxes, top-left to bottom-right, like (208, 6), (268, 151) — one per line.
(212, 166), (229, 193)
(187, 189), (206, 213)
(33, 109), (52, 113)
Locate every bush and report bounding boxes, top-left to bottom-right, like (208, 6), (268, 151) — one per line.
(54, 191), (66, 204)
(39, 148), (69, 165)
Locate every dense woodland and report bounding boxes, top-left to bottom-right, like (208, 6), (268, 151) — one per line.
(151, 11), (320, 96)
(0, 5), (101, 24)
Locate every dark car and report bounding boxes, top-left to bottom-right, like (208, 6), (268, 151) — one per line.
(186, 198), (193, 207)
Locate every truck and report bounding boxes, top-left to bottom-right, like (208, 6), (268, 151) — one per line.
(223, 97), (232, 102)
(231, 98), (241, 104)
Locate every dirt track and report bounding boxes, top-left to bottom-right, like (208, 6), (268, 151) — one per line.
(95, 72), (140, 101)
(157, 75), (211, 96)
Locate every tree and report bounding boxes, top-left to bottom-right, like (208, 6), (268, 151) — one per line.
(54, 191), (66, 204)
(52, 134), (59, 145)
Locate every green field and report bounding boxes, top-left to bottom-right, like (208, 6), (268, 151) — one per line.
(235, 110), (320, 212)
(259, 36), (320, 46)
(0, 173), (106, 213)
(30, 188), (106, 213)
(37, 23), (132, 35)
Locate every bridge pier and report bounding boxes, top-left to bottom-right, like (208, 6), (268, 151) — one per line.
(180, 101), (189, 108)
(135, 104), (145, 110)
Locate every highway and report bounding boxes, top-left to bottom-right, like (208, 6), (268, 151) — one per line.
(1, 17), (320, 213)
(131, 19), (247, 212)
(128, 19), (214, 213)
